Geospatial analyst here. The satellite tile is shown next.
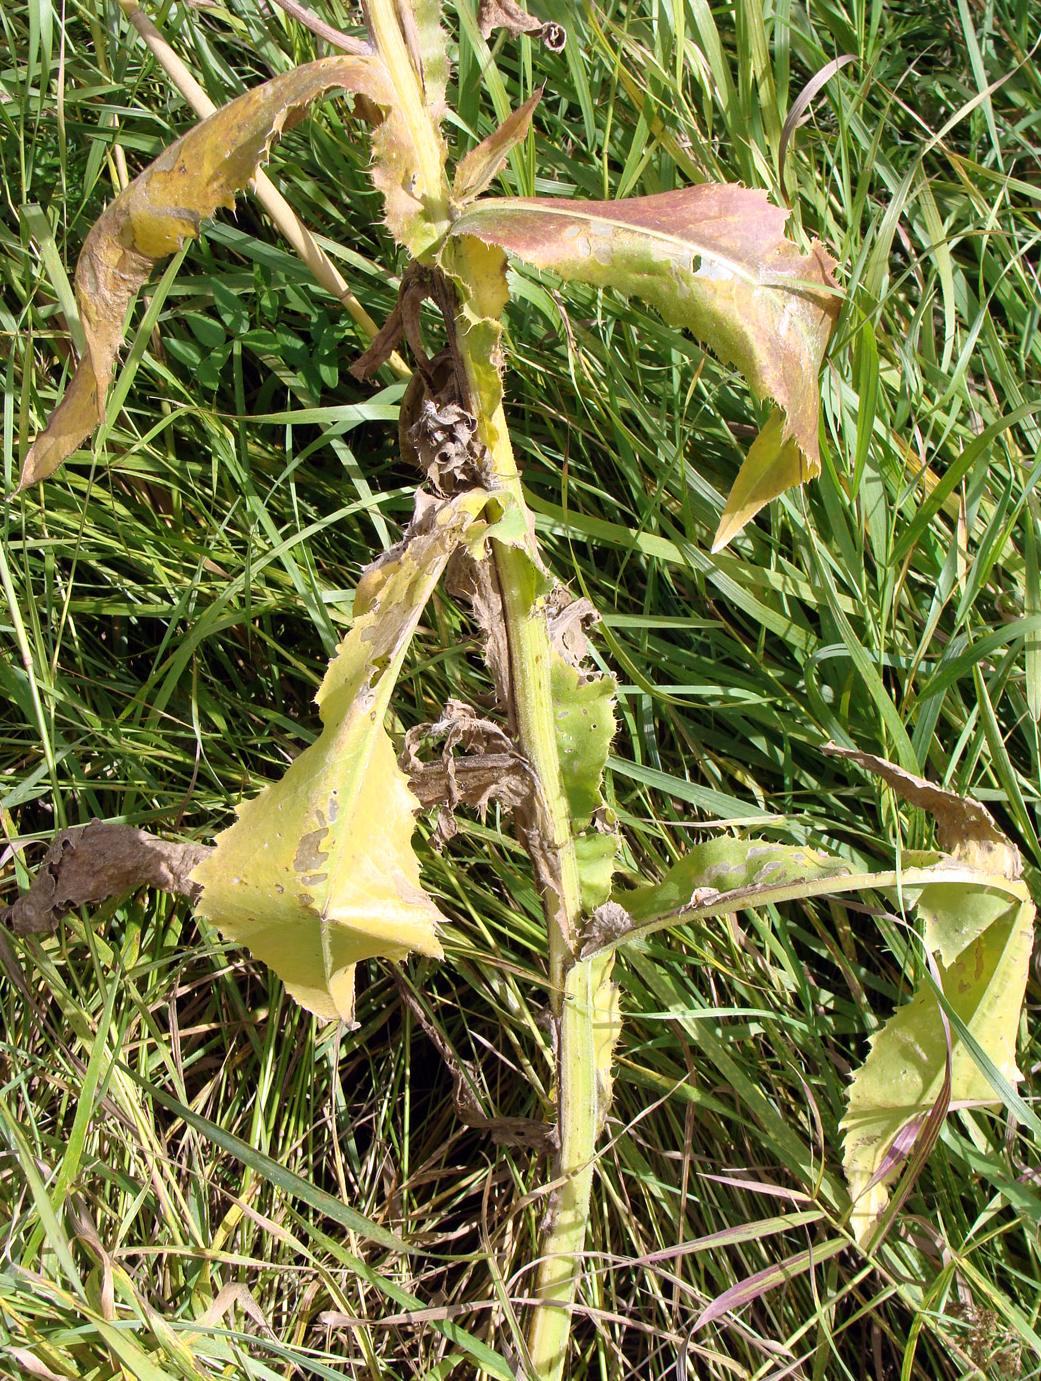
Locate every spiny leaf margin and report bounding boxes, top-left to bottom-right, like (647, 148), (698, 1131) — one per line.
(192, 490), (492, 1025)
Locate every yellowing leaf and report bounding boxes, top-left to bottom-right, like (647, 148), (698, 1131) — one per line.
(453, 90), (543, 204)
(191, 492), (490, 1024)
(842, 891), (1032, 1243)
(448, 186), (840, 546)
(711, 411), (807, 552)
(21, 56), (391, 489)
(829, 746), (1034, 1243)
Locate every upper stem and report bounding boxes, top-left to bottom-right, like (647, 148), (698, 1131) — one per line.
(364, 0), (449, 229)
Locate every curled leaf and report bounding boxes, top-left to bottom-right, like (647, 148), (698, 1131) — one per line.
(21, 56), (391, 489)
(453, 90), (543, 204)
(477, 0), (566, 50)
(1, 822), (207, 935)
(192, 491), (491, 1024)
(448, 186), (840, 547)
(823, 742), (1021, 878)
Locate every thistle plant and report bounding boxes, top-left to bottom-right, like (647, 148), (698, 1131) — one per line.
(10, 2), (1033, 1376)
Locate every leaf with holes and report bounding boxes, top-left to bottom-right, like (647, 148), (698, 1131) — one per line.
(191, 491), (491, 1024)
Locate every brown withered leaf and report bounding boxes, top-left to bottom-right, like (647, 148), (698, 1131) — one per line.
(453, 89), (543, 204)
(822, 742), (1021, 880)
(20, 56), (391, 490)
(401, 699), (531, 822)
(2, 822), (208, 935)
(477, 0), (565, 49)
(448, 186), (840, 547)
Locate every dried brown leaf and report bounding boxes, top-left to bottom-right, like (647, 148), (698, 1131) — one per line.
(477, 0), (565, 49)
(402, 698), (531, 817)
(2, 822), (208, 934)
(823, 742), (1021, 878)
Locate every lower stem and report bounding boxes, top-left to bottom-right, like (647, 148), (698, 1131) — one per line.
(449, 287), (609, 1379)
(490, 478), (605, 1381)
(526, 954), (614, 1379)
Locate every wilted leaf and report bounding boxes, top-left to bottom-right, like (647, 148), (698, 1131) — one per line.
(830, 746), (1034, 1243)
(453, 90), (543, 204)
(1, 822), (207, 935)
(842, 890), (1032, 1243)
(477, 0), (566, 50)
(448, 186), (840, 547)
(192, 491), (491, 1024)
(823, 742), (1021, 879)
(21, 56), (391, 489)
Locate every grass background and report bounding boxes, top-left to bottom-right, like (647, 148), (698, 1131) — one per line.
(2, 0), (1040, 1376)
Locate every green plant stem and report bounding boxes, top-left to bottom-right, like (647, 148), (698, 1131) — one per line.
(364, 0), (448, 231)
(363, 9), (604, 1370)
(469, 370), (601, 1381)
(447, 244), (605, 1381)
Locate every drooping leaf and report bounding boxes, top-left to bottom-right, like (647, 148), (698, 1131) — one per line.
(823, 742), (1021, 879)
(842, 889), (1032, 1243)
(830, 746), (1034, 1243)
(605, 803), (1032, 1244)
(453, 90), (543, 204)
(191, 491), (491, 1024)
(21, 56), (391, 489)
(447, 186), (840, 547)
(617, 836), (851, 925)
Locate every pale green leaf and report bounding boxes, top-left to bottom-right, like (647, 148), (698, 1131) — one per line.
(618, 836), (850, 925)
(829, 745), (1034, 1243)
(192, 492), (490, 1024)
(575, 832), (620, 913)
(549, 650), (617, 911)
(551, 657), (615, 830)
